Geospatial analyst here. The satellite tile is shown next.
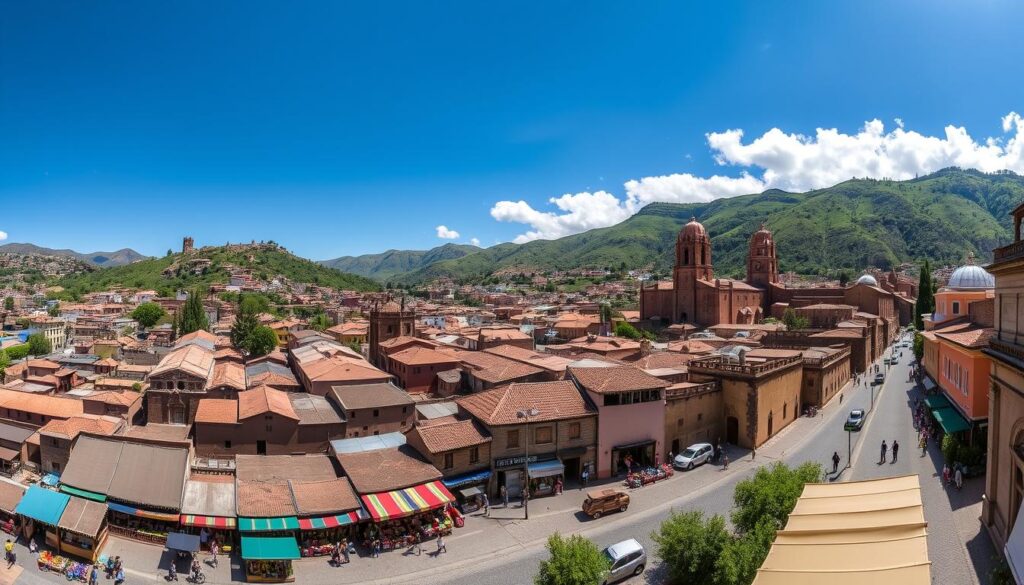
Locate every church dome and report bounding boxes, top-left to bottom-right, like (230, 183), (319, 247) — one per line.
(679, 217), (707, 240)
(948, 264), (994, 290)
(855, 274), (879, 286)
(750, 223), (772, 246)
(379, 300), (403, 313)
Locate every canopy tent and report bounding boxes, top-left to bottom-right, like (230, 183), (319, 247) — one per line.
(527, 460), (564, 479)
(60, 485), (107, 503)
(15, 485), (69, 527)
(106, 502), (180, 522)
(40, 473), (60, 487)
(179, 515), (237, 529)
(297, 510), (366, 530)
(166, 532), (201, 553)
(360, 480), (455, 522)
(238, 516), (300, 532)
(752, 475), (931, 585)
(240, 535), (301, 560)
(57, 497), (108, 537)
(932, 407), (971, 434)
(923, 394), (951, 410)
(441, 469), (491, 489)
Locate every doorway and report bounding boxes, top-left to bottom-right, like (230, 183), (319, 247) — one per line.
(563, 457), (580, 485)
(257, 440), (267, 455)
(767, 411), (774, 437)
(671, 439), (680, 456)
(726, 417), (739, 445)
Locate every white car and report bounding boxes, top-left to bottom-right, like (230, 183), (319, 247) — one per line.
(673, 443), (714, 470)
(602, 539), (646, 584)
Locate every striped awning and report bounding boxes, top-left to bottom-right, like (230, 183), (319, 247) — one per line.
(107, 502), (179, 522)
(180, 515), (237, 529)
(298, 509), (367, 530)
(238, 516), (300, 532)
(360, 480), (456, 522)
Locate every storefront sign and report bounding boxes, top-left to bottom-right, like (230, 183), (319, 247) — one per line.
(495, 454), (556, 469)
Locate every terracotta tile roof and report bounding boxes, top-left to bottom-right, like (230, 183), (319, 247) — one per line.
(389, 346), (461, 367)
(326, 322), (368, 336)
(236, 482), (297, 517)
(213, 347), (244, 361)
(297, 355), (391, 384)
(441, 349), (543, 384)
(84, 391), (141, 407)
(175, 330), (219, 347)
(336, 446), (441, 494)
(478, 328), (531, 342)
(810, 329), (863, 339)
(934, 324), (995, 349)
(628, 352), (693, 370)
(482, 345), (572, 373)
(379, 336), (438, 350)
(456, 380), (595, 426)
(328, 383), (415, 410)
(209, 362), (246, 390)
(94, 358), (120, 367)
(288, 393), (343, 425)
(39, 415), (120, 440)
(150, 344), (215, 380)
(569, 365), (670, 394)
(236, 454), (338, 483)
(239, 385), (298, 420)
(289, 478), (361, 515)
(409, 419), (490, 454)
(26, 359), (60, 370)
(195, 399), (239, 424)
(0, 389), (84, 419)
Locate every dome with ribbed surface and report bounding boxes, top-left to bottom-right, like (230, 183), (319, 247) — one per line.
(679, 217), (707, 240)
(948, 264), (994, 290)
(855, 274), (878, 286)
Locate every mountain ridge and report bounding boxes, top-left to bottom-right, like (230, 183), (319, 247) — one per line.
(0, 242), (147, 266)
(319, 243), (481, 281)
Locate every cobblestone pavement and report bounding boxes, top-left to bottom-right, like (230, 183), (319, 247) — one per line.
(1, 335), (995, 585)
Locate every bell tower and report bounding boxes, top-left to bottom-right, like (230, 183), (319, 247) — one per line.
(746, 223), (778, 288)
(673, 217), (713, 324)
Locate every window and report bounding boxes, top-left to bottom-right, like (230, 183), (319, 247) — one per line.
(952, 301), (960, 315)
(444, 453), (454, 469)
(783, 403), (787, 419)
(469, 447), (480, 464)
(373, 409), (380, 417)
(265, 425), (272, 432)
(676, 417), (684, 428)
(507, 430), (520, 448)
(697, 413), (703, 422)
(568, 422), (581, 439)
(349, 410), (356, 418)
(535, 426), (553, 444)
(224, 440), (232, 449)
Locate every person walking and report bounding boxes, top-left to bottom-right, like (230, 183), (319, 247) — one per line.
(751, 448), (756, 461)
(955, 465), (964, 490)
(105, 556), (115, 579)
(168, 559), (178, 581)
(943, 463), (951, 485)
(4, 538), (12, 566)
(880, 440), (888, 464)
(191, 557), (201, 583)
(581, 468), (589, 488)
(436, 535), (447, 554)
(341, 539), (350, 564)
(114, 567), (124, 585)
(832, 451), (841, 474)
(90, 564), (101, 585)
(408, 533), (422, 556)
(209, 541), (219, 569)
(891, 440), (899, 463)
(482, 493), (490, 517)
(372, 538), (381, 558)
(919, 435), (927, 455)
(501, 484), (509, 506)
(723, 452), (730, 469)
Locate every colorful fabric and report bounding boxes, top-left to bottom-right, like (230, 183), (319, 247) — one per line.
(179, 515), (237, 528)
(297, 510), (367, 530)
(238, 516), (300, 532)
(106, 502), (179, 522)
(360, 480), (456, 522)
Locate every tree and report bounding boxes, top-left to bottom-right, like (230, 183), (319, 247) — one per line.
(731, 461), (822, 534)
(131, 382), (142, 392)
(26, 333), (52, 356)
(131, 302), (167, 329)
(178, 289), (209, 335)
(346, 339), (363, 355)
(716, 520), (777, 585)
(652, 510), (730, 585)
(308, 313), (331, 332)
(781, 308), (809, 331)
(534, 533), (610, 585)
(47, 303), (60, 317)
(2, 297), (12, 311)
(0, 351), (8, 377)
(599, 303), (613, 324)
(837, 271), (851, 286)
(246, 326), (278, 357)
(230, 300), (261, 351)
(914, 260), (935, 330)
(5, 344), (29, 361)
(913, 332), (924, 362)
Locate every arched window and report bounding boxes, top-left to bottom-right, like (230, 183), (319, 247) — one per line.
(683, 249), (690, 265)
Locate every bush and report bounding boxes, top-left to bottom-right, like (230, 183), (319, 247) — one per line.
(941, 434), (960, 464)
(5, 344), (29, 360)
(26, 333), (51, 356)
(535, 533), (610, 585)
(731, 461), (822, 534)
(652, 510), (729, 585)
(958, 443), (984, 466)
(131, 302), (167, 329)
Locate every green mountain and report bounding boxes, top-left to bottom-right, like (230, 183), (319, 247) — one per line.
(57, 244), (380, 297)
(0, 243), (147, 266)
(396, 168), (1024, 283)
(319, 243), (480, 281)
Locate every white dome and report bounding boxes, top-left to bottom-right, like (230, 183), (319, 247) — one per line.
(855, 274), (879, 286)
(948, 264), (994, 290)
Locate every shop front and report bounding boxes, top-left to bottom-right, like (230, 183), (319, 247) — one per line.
(494, 454), (560, 498)
(179, 478), (237, 551)
(56, 497), (108, 562)
(611, 440), (656, 476)
(442, 469), (491, 513)
(241, 535), (300, 583)
(297, 510), (366, 557)
(15, 485), (68, 552)
(527, 460), (565, 497)
(0, 481), (25, 536)
(359, 481), (458, 552)
(180, 515), (237, 551)
(106, 501), (181, 545)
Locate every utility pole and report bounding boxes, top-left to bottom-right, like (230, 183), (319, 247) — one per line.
(847, 428), (852, 470)
(517, 407), (539, 520)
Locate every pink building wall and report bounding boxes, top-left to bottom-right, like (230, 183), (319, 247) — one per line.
(586, 389), (665, 479)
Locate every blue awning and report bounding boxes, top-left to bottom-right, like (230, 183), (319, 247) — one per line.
(442, 469), (492, 489)
(528, 459), (564, 479)
(41, 473), (61, 487)
(15, 485), (69, 526)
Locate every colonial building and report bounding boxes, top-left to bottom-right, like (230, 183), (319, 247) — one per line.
(368, 299), (416, 368)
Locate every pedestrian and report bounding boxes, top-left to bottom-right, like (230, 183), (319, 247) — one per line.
(372, 538), (381, 558)
(832, 451), (840, 474)
(582, 468), (589, 488)
(168, 559), (178, 582)
(501, 484), (509, 506)
(943, 463), (951, 485)
(90, 564), (101, 585)
(955, 465), (964, 490)
(880, 440), (887, 463)
(919, 436), (927, 455)
(436, 536), (447, 554)
(209, 541), (219, 568)
(751, 448), (756, 461)
(341, 538), (350, 564)
(114, 556), (122, 576)
(4, 538), (12, 565)
(191, 557), (201, 582)
(28, 538), (37, 555)
(482, 493), (490, 516)
(114, 567), (125, 585)
(6, 547), (14, 569)
(409, 533), (422, 556)
(723, 452), (729, 469)
(555, 478), (563, 495)
(106, 555), (115, 578)
(892, 440), (899, 463)
(840, 393), (843, 404)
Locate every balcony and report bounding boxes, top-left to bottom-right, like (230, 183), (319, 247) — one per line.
(688, 354), (803, 378)
(993, 240), (1024, 264)
(986, 337), (1024, 364)
(665, 380), (719, 400)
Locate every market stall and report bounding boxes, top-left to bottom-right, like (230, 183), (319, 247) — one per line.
(179, 478), (238, 551)
(297, 511), (366, 557)
(442, 469), (491, 512)
(624, 464), (674, 488)
(527, 460), (565, 497)
(241, 535), (300, 583)
(15, 484), (68, 551)
(107, 501), (181, 544)
(292, 477), (368, 556)
(0, 481), (25, 535)
(56, 496), (108, 562)
(359, 481), (459, 551)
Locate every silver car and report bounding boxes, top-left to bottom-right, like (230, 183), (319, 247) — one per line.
(674, 442), (714, 470)
(602, 538), (646, 584)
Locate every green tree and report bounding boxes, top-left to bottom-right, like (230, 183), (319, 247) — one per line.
(5, 345), (29, 360)
(837, 271), (851, 286)
(914, 260), (935, 330)
(26, 333), (52, 356)
(178, 289), (209, 335)
(230, 299), (261, 352)
(131, 382), (143, 392)
(716, 520), (777, 585)
(534, 533), (610, 585)
(599, 303), (613, 324)
(731, 461), (822, 534)
(345, 339), (363, 355)
(47, 303), (60, 317)
(308, 313), (332, 332)
(131, 302), (167, 329)
(652, 510), (730, 585)
(781, 308), (809, 331)
(2, 297), (13, 311)
(246, 326), (278, 357)
(913, 332), (924, 362)
(0, 350), (9, 377)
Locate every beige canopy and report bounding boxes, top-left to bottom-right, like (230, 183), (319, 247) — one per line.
(753, 475), (931, 585)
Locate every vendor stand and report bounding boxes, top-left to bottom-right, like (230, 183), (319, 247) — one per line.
(241, 535), (300, 583)
(359, 480), (459, 551)
(297, 510), (366, 557)
(56, 497), (109, 562)
(0, 481), (25, 535)
(179, 478), (238, 551)
(442, 469), (491, 513)
(15, 484), (68, 552)
(106, 501), (180, 544)
(526, 459), (565, 497)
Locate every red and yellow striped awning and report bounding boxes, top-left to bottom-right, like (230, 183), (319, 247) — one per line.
(180, 515), (237, 529)
(360, 481), (455, 522)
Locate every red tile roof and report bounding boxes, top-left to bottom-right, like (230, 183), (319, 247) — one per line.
(568, 365), (670, 394)
(410, 419), (490, 454)
(456, 380), (594, 426)
(239, 385), (298, 420)
(194, 399), (238, 424)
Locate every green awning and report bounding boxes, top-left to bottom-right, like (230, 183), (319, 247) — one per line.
(238, 516), (299, 532)
(59, 485), (107, 502)
(924, 394), (952, 410)
(240, 535), (300, 560)
(933, 407), (971, 434)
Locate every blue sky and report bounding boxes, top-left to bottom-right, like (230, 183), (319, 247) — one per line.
(2, 1), (1024, 259)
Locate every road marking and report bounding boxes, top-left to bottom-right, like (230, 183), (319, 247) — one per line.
(450, 529), (483, 541)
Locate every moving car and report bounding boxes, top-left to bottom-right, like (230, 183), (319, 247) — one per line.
(673, 443), (714, 470)
(582, 489), (630, 519)
(844, 409), (865, 431)
(602, 539), (646, 584)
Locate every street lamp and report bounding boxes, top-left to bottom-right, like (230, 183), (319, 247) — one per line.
(517, 407), (540, 520)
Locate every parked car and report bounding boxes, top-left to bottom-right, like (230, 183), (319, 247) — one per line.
(582, 489), (630, 519)
(673, 443), (713, 470)
(844, 409), (865, 431)
(874, 372), (885, 385)
(602, 539), (646, 584)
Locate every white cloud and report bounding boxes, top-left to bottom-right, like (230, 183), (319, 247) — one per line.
(435, 225), (460, 240)
(0, 231), (7, 242)
(490, 113), (1024, 241)
(470, 237), (480, 247)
